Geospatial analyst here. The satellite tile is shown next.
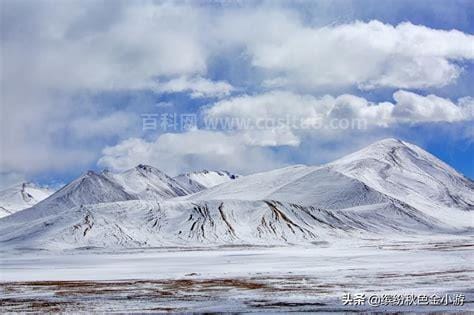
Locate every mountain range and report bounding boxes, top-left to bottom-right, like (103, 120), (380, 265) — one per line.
(0, 138), (472, 249)
(0, 167), (239, 217)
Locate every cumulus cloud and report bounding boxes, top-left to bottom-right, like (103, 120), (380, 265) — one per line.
(206, 90), (473, 130)
(154, 76), (234, 98)
(392, 91), (473, 122)
(206, 91), (323, 121)
(98, 130), (286, 175)
(215, 15), (474, 89)
(0, 1), (207, 176)
(4, 2), (473, 95)
(68, 111), (139, 140)
(2, 2), (209, 92)
(2, 1), (474, 178)
(156, 12), (472, 93)
(239, 127), (300, 147)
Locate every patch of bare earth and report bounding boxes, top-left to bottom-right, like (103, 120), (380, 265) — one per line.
(0, 278), (274, 312)
(1, 274), (472, 312)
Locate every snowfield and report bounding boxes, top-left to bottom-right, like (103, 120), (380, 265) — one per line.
(1, 238), (472, 312)
(0, 138), (472, 312)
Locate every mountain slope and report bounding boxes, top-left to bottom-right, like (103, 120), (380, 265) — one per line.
(0, 183), (54, 218)
(174, 170), (241, 192)
(0, 198), (452, 249)
(25, 171), (136, 217)
(186, 165), (313, 201)
(188, 139), (473, 226)
(188, 166), (390, 210)
(328, 138), (474, 226)
(104, 164), (193, 200)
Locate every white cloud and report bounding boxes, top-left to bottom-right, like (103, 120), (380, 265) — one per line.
(68, 111), (139, 140)
(206, 90), (472, 130)
(206, 91), (323, 120)
(2, 1), (474, 177)
(0, 172), (26, 190)
(154, 76), (234, 98)
(392, 90), (473, 122)
(98, 130), (285, 175)
(214, 14), (474, 89)
(2, 3), (211, 92)
(239, 127), (300, 147)
(1, 2), (211, 175)
(4, 3), (473, 95)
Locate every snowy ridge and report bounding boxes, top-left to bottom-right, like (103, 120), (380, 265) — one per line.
(174, 170), (241, 191)
(185, 165), (312, 201)
(6, 165), (196, 220)
(103, 164), (193, 200)
(0, 183), (54, 218)
(187, 166), (391, 210)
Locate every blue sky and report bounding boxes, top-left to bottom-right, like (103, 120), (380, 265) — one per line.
(1, 0), (473, 188)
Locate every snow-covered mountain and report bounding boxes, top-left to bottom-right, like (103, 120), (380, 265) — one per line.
(25, 170), (137, 217)
(174, 170), (240, 191)
(0, 183), (54, 218)
(329, 138), (474, 209)
(188, 138), (473, 227)
(328, 138), (474, 226)
(0, 138), (472, 249)
(103, 164), (192, 200)
(11, 165), (197, 218)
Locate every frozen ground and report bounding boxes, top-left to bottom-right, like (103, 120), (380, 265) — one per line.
(1, 236), (473, 312)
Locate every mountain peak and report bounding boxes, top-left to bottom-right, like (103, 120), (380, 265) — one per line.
(371, 137), (404, 146)
(174, 170), (241, 190)
(82, 170), (100, 178)
(329, 138), (473, 211)
(136, 164), (154, 171)
(331, 138), (414, 165)
(358, 138), (410, 154)
(101, 165), (192, 200)
(76, 170), (109, 184)
(134, 164), (168, 176)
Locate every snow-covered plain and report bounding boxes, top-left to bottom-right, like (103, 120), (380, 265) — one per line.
(0, 138), (472, 312)
(1, 237), (472, 312)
